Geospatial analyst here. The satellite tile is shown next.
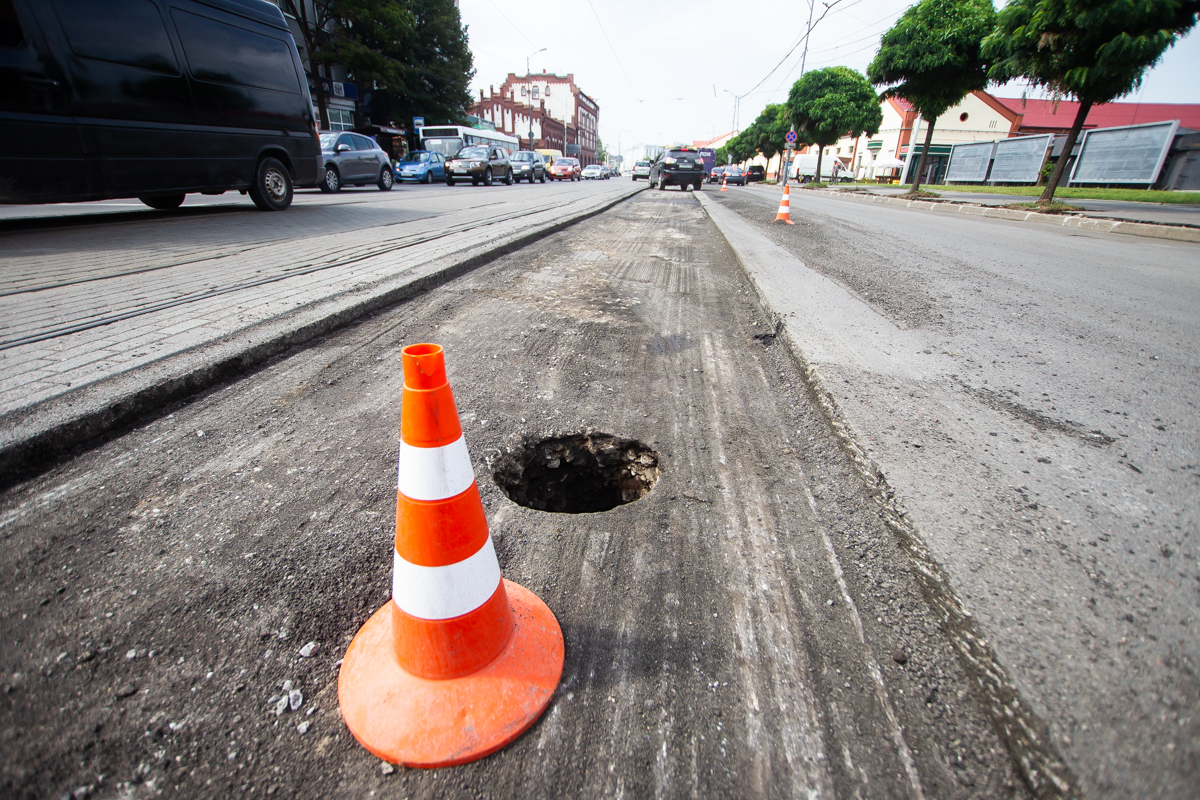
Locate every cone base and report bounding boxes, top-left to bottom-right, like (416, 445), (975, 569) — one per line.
(338, 579), (564, 768)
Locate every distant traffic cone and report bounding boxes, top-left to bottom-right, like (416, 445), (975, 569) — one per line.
(774, 185), (794, 224)
(720, 173), (728, 192)
(339, 343), (564, 767)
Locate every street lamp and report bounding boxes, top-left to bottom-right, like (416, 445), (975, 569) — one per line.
(526, 48), (546, 149)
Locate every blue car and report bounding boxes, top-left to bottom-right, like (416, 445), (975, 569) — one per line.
(395, 151), (446, 183)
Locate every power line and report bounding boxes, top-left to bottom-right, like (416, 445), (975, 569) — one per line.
(486, 0), (536, 49)
(584, 0), (643, 106)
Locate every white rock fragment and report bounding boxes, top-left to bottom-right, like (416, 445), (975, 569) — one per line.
(296, 721), (310, 734)
(281, 680), (292, 691)
(126, 650), (137, 660)
(288, 689), (302, 712)
(273, 696), (289, 716)
(380, 762), (395, 776)
(298, 642), (319, 658)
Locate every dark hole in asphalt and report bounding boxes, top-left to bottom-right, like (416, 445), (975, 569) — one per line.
(493, 432), (660, 513)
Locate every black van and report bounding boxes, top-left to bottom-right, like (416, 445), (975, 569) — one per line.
(0, 0), (320, 211)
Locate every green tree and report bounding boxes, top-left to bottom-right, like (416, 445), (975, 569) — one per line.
(724, 131), (757, 166)
(747, 104), (791, 167)
(363, 0), (475, 128)
(786, 67), (882, 184)
(983, 0), (1199, 203)
(868, 0), (997, 193)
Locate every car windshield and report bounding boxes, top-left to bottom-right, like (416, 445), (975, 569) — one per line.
(401, 153), (430, 163)
(511, 152), (534, 162)
(555, 158), (577, 166)
(636, 161), (650, 167)
(454, 146), (489, 159)
(318, 133), (339, 150)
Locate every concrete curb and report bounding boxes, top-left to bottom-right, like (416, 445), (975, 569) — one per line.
(0, 186), (644, 488)
(800, 188), (1200, 244)
(695, 190), (1081, 800)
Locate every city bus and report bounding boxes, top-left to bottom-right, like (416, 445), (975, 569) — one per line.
(418, 125), (520, 158)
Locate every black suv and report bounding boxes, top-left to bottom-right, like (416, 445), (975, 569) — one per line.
(509, 151), (546, 183)
(746, 165), (766, 182)
(649, 147), (705, 191)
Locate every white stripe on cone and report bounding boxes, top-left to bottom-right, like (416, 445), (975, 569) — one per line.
(397, 435), (475, 501)
(392, 536), (502, 620)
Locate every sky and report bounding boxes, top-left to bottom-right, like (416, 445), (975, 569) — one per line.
(459, 0), (1200, 167)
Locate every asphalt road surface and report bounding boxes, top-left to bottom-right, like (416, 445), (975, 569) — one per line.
(0, 191), (1027, 798)
(706, 183), (1199, 799)
(851, 186), (1200, 227)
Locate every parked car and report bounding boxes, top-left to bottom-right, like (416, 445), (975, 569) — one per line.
(632, 160), (652, 180)
(746, 165), (766, 182)
(0, 0), (320, 211)
(509, 151), (547, 183)
(445, 145), (513, 186)
(394, 151), (445, 183)
(582, 164), (605, 180)
(319, 132), (393, 192)
(723, 166), (747, 186)
(649, 147), (705, 191)
(708, 165), (726, 184)
(549, 157), (581, 181)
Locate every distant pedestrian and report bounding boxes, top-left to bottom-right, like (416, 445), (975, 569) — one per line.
(831, 161), (842, 184)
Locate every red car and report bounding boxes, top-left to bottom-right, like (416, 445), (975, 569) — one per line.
(549, 157), (581, 181)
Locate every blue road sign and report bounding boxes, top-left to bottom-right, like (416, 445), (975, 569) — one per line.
(785, 130), (797, 144)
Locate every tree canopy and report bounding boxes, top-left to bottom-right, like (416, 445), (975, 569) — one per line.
(364, 0), (475, 127)
(746, 104), (792, 165)
(786, 67), (882, 182)
(868, 0), (996, 191)
(983, 0), (1198, 200)
(281, 0), (475, 130)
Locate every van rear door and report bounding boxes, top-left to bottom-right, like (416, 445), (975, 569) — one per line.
(0, 0), (89, 203)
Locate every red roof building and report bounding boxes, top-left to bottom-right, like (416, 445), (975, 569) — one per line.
(994, 97), (1200, 134)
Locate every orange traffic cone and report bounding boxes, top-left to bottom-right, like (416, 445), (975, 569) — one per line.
(720, 173), (728, 192)
(774, 185), (794, 224)
(339, 343), (564, 767)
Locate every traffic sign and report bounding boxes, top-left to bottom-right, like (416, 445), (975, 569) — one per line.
(785, 130), (797, 144)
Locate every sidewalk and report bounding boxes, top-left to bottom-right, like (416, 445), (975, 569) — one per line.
(0, 184), (643, 484)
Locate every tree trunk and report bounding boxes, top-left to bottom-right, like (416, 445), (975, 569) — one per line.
(1040, 99), (1092, 204)
(815, 146), (824, 185)
(910, 117), (936, 194)
(311, 67), (330, 130)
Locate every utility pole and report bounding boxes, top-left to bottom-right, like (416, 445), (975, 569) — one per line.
(525, 48), (545, 149)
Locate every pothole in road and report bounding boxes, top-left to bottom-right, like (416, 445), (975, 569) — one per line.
(492, 432), (660, 513)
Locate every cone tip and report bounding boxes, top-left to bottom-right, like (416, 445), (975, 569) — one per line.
(402, 343), (446, 390)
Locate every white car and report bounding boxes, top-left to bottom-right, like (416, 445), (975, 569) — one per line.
(582, 164), (605, 180)
(632, 160), (651, 180)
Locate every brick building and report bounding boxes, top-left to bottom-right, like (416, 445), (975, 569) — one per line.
(472, 72), (599, 165)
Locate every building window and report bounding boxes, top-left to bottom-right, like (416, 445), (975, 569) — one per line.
(520, 86), (526, 96)
(989, 120), (997, 128)
(328, 108), (354, 131)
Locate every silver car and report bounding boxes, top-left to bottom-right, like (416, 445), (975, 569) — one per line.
(318, 132), (394, 193)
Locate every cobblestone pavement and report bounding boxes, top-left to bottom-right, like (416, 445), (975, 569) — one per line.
(0, 182), (640, 461)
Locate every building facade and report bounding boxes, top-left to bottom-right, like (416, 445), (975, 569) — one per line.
(818, 91), (1200, 184)
(472, 72), (600, 165)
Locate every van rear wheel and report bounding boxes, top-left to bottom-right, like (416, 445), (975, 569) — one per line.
(139, 194), (185, 210)
(249, 158), (293, 211)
